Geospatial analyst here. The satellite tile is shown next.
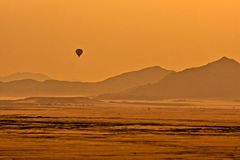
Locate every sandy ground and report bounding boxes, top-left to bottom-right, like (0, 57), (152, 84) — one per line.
(0, 100), (240, 159)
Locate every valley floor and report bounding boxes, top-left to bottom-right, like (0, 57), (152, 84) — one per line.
(0, 99), (240, 159)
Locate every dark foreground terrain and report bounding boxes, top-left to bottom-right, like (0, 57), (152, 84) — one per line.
(0, 98), (239, 159)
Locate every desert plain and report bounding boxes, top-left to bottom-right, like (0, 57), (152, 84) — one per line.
(0, 97), (239, 160)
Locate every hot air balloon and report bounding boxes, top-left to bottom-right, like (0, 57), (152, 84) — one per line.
(75, 49), (83, 57)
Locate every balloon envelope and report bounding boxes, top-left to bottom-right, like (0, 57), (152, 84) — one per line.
(75, 49), (83, 57)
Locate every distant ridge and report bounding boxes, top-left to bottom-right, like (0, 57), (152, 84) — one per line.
(0, 66), (173, 97)
(0, 72), (51, 82)
(101, 57), (240, 100)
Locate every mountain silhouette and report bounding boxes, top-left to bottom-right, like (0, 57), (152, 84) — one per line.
(101, 57), (240, 100)
(0, 66), (172, 97)
(97, 66), (174, 93)
(0, 72), (51, 82)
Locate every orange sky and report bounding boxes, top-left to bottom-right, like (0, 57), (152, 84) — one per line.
(0, 0), (239, 81)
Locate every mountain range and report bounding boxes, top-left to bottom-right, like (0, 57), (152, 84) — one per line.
(101, 57), (240, 100)
(1, 57), (240, 100)
(0, 66), (173, 97)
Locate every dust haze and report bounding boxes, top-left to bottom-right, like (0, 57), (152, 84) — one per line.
(0, 0), (240, 159)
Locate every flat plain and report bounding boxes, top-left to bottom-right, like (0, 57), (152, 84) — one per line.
(0, 98), (240, 160)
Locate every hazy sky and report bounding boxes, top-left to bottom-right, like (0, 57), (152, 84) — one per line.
(0, 0), (239, 81)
